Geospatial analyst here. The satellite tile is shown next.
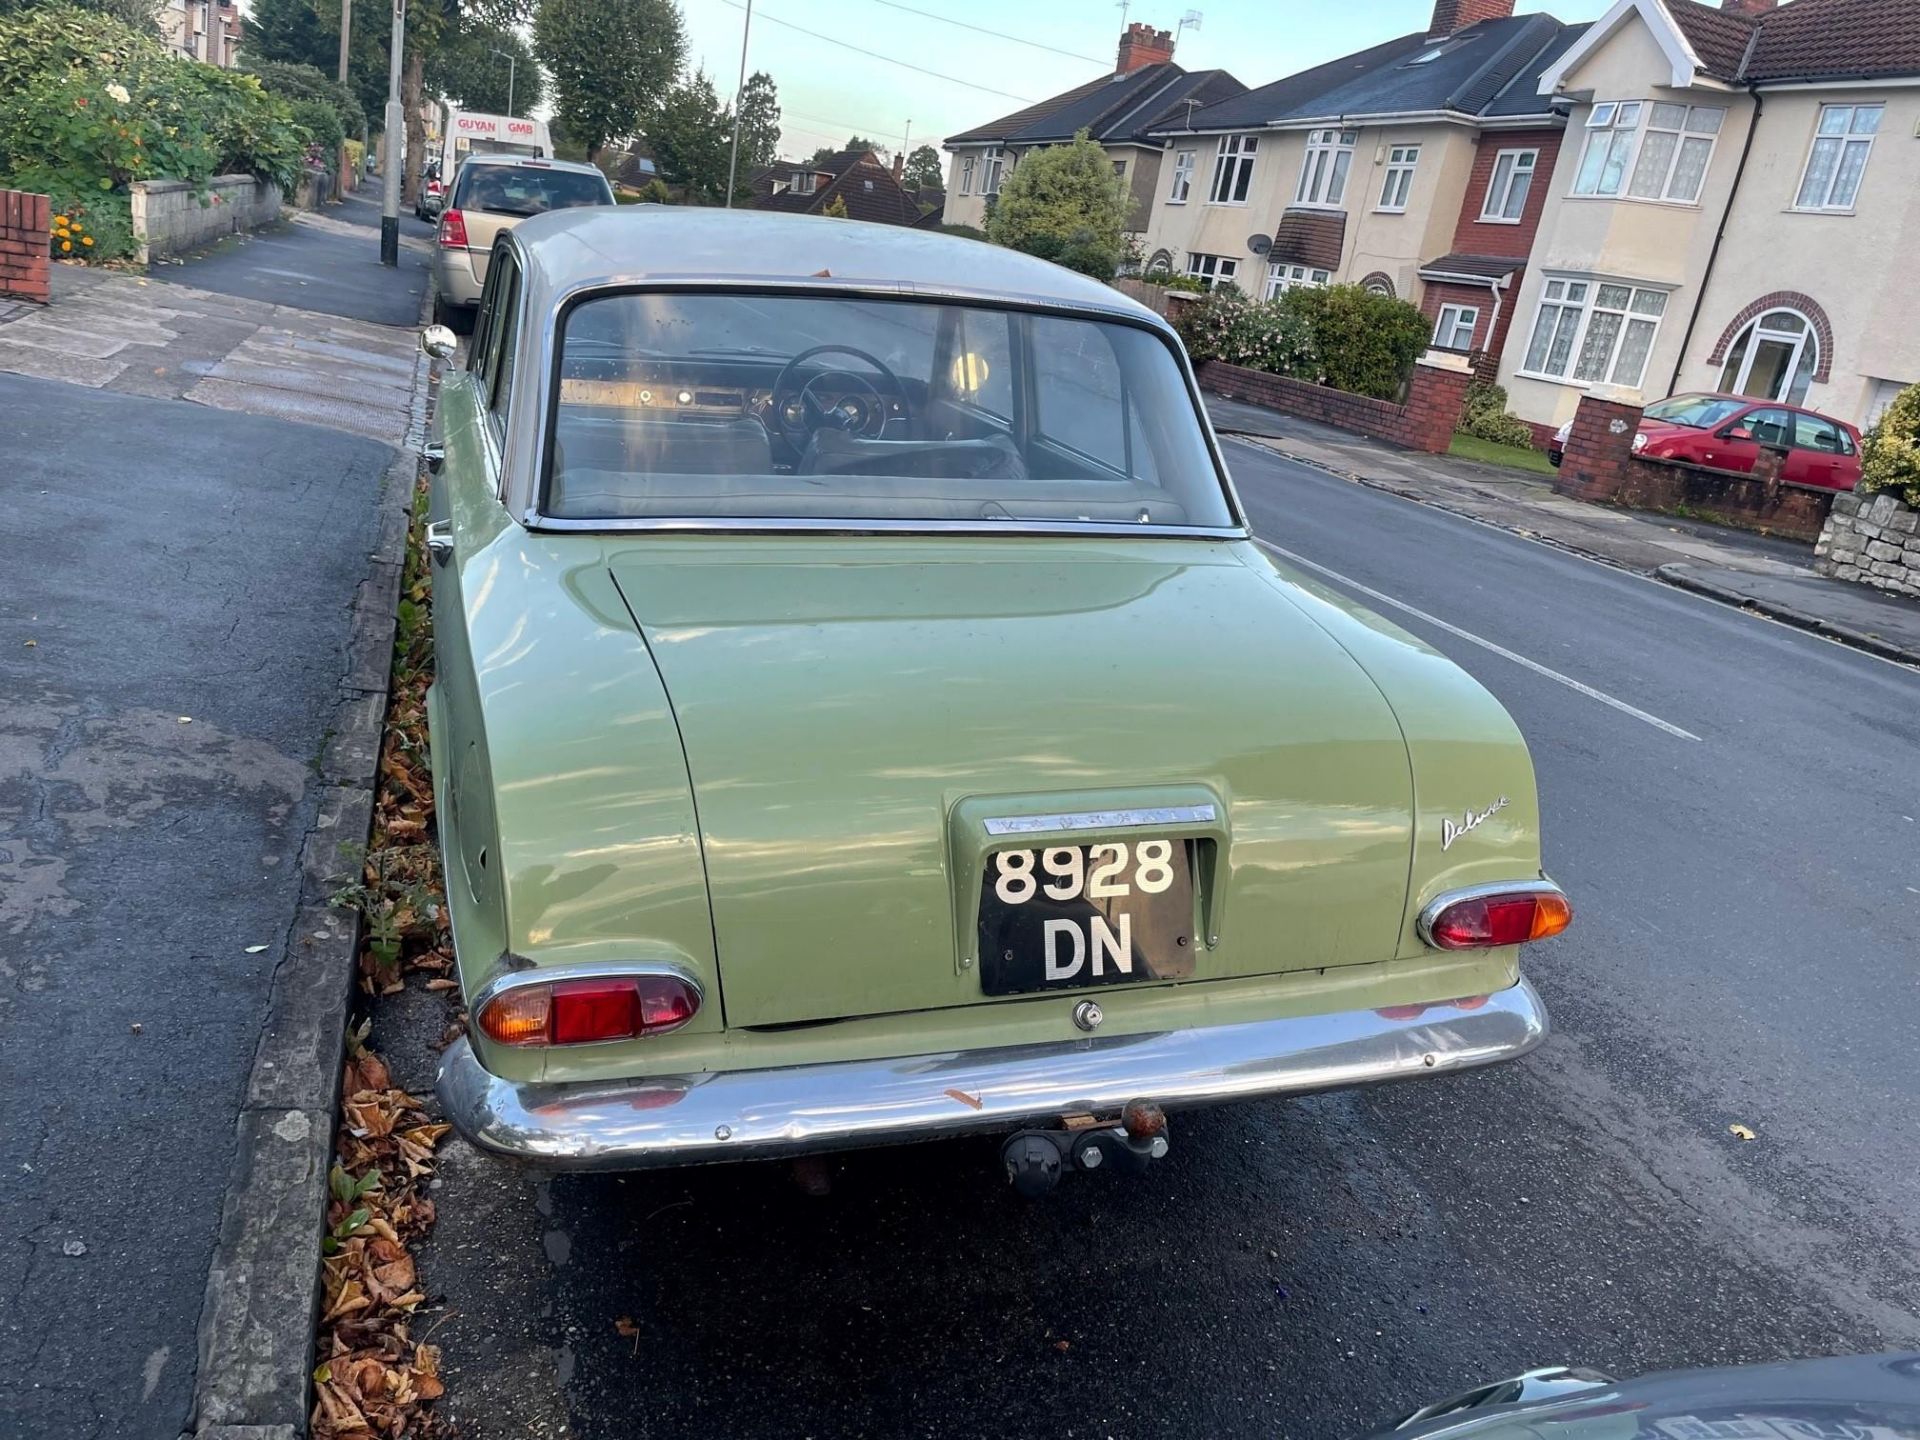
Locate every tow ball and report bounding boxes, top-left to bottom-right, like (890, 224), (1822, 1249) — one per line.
(1001, 1100), (1170, 1198)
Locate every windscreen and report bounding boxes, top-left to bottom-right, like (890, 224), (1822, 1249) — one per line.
(543, 292), (1233, 527)
(1644, 395), (1747, 428)
(454, 166), (606, 216)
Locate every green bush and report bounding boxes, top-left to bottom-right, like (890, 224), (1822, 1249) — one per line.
(936, 223), (987, 241)
(1136, 270), (1204, 293)
(243, 58), (363, 147)
(0, 4), (304, 262)
(1170, 283), (1317, 377)
(1280, 284), (1433, 400)
(986, 130), (1128, 281)
(1860, 382), (1920, 508)
(1459, 380), (1538, 450)
(287, 96), (342, 153)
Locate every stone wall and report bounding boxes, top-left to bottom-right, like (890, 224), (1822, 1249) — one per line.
(294, 166), (336, 212)
(130, 175), (282, 265)
(1814, 491), (1920, 598)
(0, 188), (51, 305)
(1197, 352), (1473, 454)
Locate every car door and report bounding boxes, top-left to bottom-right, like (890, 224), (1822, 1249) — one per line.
(1787, 411), (1846, 489)
(1709, 406), (1789, 474)
(429, 244), (523, 951)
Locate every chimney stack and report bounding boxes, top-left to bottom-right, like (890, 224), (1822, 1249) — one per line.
(1720, 0), (1777, 15)
(1115, 22), (1175, 74)
(891, 150), (903, 181)
(1427, 0), (1516, 36)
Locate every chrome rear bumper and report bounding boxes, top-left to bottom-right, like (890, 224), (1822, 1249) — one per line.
(436, 977), (1548, 1171)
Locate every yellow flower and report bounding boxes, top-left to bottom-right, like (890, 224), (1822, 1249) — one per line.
(54, 214), (69, 225)
(82, 237), (94, 247)
(60, 240), (72, 252)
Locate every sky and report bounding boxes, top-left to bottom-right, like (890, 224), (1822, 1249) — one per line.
(680, 0), (1614, 164)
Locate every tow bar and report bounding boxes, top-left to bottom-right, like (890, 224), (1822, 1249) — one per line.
(1000, 1100), (1170, 1197)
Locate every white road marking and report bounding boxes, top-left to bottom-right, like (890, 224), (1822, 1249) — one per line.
(1255, 537), (1704, 743)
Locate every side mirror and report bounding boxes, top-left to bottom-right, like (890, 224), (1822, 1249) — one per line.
(420, 324), (457, 361)
(1718, 423), (1750, 440)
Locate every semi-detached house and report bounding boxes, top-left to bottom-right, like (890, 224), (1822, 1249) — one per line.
(942, 24), (1246, 237)
(1136, 0), (1588, 373)
(1503, 0), (1920, 436)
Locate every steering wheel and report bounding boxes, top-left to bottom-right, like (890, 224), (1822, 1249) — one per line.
(771, 344), (907, 440)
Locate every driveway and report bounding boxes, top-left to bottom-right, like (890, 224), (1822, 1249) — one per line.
(0, 372), (395, 1439)
(397, 436), (1920, 1439)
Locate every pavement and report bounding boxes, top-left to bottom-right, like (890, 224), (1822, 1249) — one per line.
(384, 433), (1920, 1439)
(0, 201), (426, 1440)
(148, 190), (432, 328)
(1204, 394), (1920, 665)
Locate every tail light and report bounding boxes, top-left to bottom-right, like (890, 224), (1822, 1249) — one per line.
(1418, 884), (1571, 951)
(438, 208), (468, 248)
(475, 970), (701, 1047)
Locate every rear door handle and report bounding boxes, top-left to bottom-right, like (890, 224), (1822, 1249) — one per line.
(425, 518), (453, 566)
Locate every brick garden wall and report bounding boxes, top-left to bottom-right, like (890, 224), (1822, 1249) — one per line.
(1198, 355), (1472, 454)
(0, 188), (51, 305)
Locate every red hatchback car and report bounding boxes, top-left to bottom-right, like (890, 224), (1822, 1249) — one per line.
(1550, 392), (1862, 490)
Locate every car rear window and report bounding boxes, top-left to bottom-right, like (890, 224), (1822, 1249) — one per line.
(541, 292), (1233, 529)
(454, 165), (608, 216)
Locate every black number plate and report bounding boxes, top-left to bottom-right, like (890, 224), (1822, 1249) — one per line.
(977, 839), (1197, 997)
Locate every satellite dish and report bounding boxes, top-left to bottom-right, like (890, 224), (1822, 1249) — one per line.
(1247, 233), (1272, 255)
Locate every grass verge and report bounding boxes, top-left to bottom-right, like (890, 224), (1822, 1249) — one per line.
(1449, 429), (1556, 475)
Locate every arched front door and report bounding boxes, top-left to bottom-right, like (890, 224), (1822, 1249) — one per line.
(1718, 309), (1818, 405)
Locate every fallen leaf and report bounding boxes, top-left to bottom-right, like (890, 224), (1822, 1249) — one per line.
(22, 639), (34, 648)
(1053, 1339), (1071, 1353)
(614, 1316), (640, 1338)
(1729, 1122), (1757, 1141)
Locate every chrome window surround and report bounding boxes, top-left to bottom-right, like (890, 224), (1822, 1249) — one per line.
(1415, 878), (1568, 950)
(498, 243), (1251, 538)
(983, 804), (1218, 836)
(468, 960), (707, 1047)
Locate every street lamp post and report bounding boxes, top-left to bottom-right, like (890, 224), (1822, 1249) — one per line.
(381, 0), (405, 266)
(489, 48), (517, 116)
(724, 0), (753, 209)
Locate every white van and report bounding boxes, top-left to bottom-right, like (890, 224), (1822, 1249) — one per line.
(421, 108), (554, 220)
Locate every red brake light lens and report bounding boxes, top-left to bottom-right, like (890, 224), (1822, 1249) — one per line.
(438, 208), (468, 248)
(1424, 888), (1571, 951)
(477, 972), (700, 1046)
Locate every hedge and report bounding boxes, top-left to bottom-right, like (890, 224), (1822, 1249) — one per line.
(1173, 282), (1431, 401)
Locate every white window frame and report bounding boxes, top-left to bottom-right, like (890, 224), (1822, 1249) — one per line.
(1377, 145), (1419, 213)
(791, 171), (818, 196)
(1433, 303), (1479, 351)
(1185, 253), (1240, 288)
(1264, 261), (1330, 299)
(1295, 128), (1357, 208)
(1208, 134), (1258, 205)
(958, 154), (975, 196)
(1480, 148), (1536, 222)
(982, 147), (1005, 196)
(1168, 147), (1196, 203)
(1718, 308), (1819, 406)
(1571, 101), (1642, 197)
(1626, 102), (1722, 204)
(1794, 103), (1882, 212)
(1519, 275), (1670, 389)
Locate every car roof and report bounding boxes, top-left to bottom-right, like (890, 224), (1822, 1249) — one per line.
(500, 207), (1162, 324)
(456, 154), (604, 176)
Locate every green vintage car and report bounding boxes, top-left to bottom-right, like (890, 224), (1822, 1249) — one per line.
(422, 209), (1567, 1183)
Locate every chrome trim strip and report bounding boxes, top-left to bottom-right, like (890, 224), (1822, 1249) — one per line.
(436, 978), (1548, 1171)
(982, 804), (1218, 836)
(523, 516), (1249, 540)
(1415, 878), (1568, 949)
(468, 961), (707, 1047)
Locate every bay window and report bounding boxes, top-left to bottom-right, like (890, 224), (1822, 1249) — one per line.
(1521, 277), (1669, 389)
(1378, 145), (1419, 212)
(1795, 104), (1882, 211)
(1208, 135), (1258, 204)
(1186, 253), (1240, 288)
(1264, 262), (1330, 298)
(1295, 128), (1356, 207)
(1627, 103), (1721, 203)
(1572, 102), (1642, 196)
(1169, 148), (1195, 202)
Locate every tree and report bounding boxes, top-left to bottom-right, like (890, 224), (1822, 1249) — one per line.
(0, 0), (161, 32)
(243, 0), (389, 128)
(427, 22), (542, 116)
(1860, 382), (1920, 508)
(534, 0), (684, 160)
(902, 143), (941, 191)
(651, 69), (731, 204)
(808, 135), (883, 166)
(732, 70), (779, 174)
(985, 130), (1129, 280)
(821, 193), (848, 218)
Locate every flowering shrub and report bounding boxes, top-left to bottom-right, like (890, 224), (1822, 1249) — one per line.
(1859, 382), (1920, 508)
(0, 3), (304, 263)
(1172, 284), (1318, 378)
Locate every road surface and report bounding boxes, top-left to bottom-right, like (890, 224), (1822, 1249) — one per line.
(408, 439), (1920, 1439)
